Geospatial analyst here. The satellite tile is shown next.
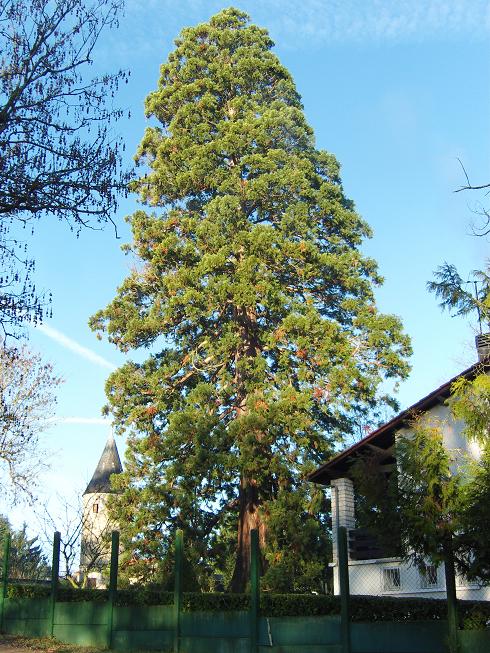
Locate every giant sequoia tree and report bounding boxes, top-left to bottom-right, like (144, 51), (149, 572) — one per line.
(91, 8), (411, 591)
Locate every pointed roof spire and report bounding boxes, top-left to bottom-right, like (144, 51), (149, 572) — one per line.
(83, 429), (123, 495)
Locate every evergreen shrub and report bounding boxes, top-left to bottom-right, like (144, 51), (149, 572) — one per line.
(6, 583), (490, 628)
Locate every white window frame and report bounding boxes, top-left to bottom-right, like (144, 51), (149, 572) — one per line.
(382, 567), (401, 591)
(420, 564), (439, 589)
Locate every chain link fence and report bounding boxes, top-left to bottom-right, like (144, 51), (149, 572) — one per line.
(342, 556), (487, 601)
(330, 526), (490, 603)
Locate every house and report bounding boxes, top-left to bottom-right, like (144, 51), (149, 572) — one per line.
(309, 338), (490, 601)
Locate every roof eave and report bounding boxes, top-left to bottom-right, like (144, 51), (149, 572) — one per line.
(308, 358), (489, 486)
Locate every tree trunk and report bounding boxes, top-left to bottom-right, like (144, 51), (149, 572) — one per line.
(229, 303), (266, 592)
(229, 477), (266, 592)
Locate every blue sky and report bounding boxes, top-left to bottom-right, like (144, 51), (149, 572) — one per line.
(4, 0), (490, 529)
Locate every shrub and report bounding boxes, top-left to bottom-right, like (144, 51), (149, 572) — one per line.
(5, 583), (489, 627)
(261, 593), (339, 617)
(115, 589), (173, 607)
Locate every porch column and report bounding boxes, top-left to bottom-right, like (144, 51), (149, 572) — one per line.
(331, 478), (355, 595)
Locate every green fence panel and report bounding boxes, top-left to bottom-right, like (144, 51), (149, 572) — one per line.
(3, 597), (51, 637)
(0, 534), (11, 631)
(50, 532), (61, 637)
(351, 621), (448, 653)
(258, 615), (341, 646)
(180, 610), (249, 638)
(3, 618), (50, 637)
(178, 636), (250, 653)
(3, 598), (50, 620)
(459, 630), (490, 653)
(53, 623), (108, 647)
(3, 594), (490, 653)
(54, 600), (109, 625)
(114, 604), (174, 630)
(258, 647), (342, 653)
(112, 629), (173, 652)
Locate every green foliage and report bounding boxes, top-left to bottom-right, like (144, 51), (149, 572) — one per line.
(447, 351), (490, 582)
(427, 262), (490, 327)
(6, 584), (489, 626)
(426, 198), (490, 584)
(182, 592), (249, 612)
(351, 596), (490, 627)
(6, 584), (50, 600)
(57, 588), (108, 603)
(115, 588), (173, 606)
(395, 421), (462, 568)
(456, 443), (490, 581)
(116, 532), (201, 591)
(260, 593), (338, 617)
(350, 596), (447, 622)
(350, 421), (462, 569)
(352, 412), (490, 582)
(91, 7), (411, 590)
(260, 487), (331, 593)
(450, 373), (490, 445)
(0, 517), (51, 581)
(149, 548), (201, 592)
(461, 604), (490, 631)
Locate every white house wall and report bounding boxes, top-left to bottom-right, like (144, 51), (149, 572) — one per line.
(330, 397), (488, 600)
(330, 558), (490, 600)
(396, 402), (482, 462)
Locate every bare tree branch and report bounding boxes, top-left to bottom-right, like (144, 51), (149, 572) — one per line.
(0, 345), (61, 502)
(37, 492), (116, 587)
(0, 0), (130, 333)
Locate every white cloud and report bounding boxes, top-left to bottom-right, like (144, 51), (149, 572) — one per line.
(36, 324), (116, 371)
(254, 0), (490, 45)
(48, 416), (110, 425)
(122, 0), (490, 49)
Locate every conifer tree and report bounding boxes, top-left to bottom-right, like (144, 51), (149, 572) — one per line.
(91, 8), (411, 591)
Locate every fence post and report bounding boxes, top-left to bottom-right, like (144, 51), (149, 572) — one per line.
(444, 537), (460, 653)
(0, 533), (11, 632)
(50, 531), (61, 638)
(249, 528), (259, 653)
(107, 530), (119, 649)
(173, 529), (183, 653)
(338, 526), (351, 653)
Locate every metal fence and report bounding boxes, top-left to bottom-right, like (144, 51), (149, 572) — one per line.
(337, 526), (468, 653)
(0, 527), (489, 653)
(343, 527), (487, 602)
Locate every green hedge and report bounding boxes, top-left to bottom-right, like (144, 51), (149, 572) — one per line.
(7, 584), (109, 602)
(350, 596), (490, 629)
(460, 602), (490, 630)
(5, 584), (489, 627)
(261, 593), (339, 617)
(350, 596), (447, 622)
(7, 585), (50, 600)
(182, 592), (249, 612)
(115, 589), (173, 606)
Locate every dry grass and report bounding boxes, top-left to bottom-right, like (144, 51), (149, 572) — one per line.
(0, 634), (105, 653)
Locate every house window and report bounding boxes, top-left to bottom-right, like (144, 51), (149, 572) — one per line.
(382, 568), (401, 591)
(457, 574), (478, 588)
(420, 565), (438, 589)
(92, 503), (99, 513)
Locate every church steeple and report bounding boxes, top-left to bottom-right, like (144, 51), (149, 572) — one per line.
(83, 431), (123, 495)
(79, 431), (123, 586)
